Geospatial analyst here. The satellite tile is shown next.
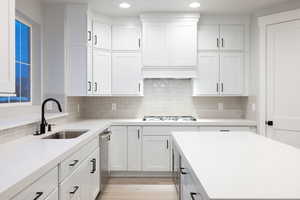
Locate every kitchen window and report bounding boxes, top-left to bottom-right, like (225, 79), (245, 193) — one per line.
(0, 19), (31, 104)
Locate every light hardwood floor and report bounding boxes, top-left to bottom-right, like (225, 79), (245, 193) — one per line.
(98, 178), (177, 200)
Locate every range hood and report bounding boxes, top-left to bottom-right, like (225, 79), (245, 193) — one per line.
(141, 13), (200, 79)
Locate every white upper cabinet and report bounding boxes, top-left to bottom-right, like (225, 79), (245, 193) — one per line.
(141, 14), (200, 72)
(0, 0), (15, 94)
(198, 25), (220, 51)
(112, 53), (142, 95)
(112, 25), (141, 51)
(193, 52), (220, 96)
(93, 21), (111, 50)
(93, 49), (111, 95)
(167, 23), (198, 66)
(220, 25), (244, 51)
(142, 23), (168, 66)
(220, 52), (244, 95)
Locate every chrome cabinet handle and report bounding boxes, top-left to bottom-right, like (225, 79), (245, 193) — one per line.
(217, 38), (219, 47)
(88, 31), (92, 41)
(33, 192), (43, 200)
(138, 38), (141, 48)
(70, 186), (79, 194)
(137, 128), (140, 139)
(166, 140), (169, 149)
(69, 160), (79, 167)
(221, 38), (224, 47)
(180, 167), (188, 175)
(88, 81), (92, 91)
(216, 83), (219, 92)
(94, 35), (98, 45)
(221, 83), (224, 92)
(90, 158), (96, 174)
(94, 82), (98, 92)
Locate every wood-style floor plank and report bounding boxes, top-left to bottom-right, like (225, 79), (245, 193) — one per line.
(98, 178), (177, 200)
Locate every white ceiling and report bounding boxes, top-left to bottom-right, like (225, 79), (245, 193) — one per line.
(43, 0), (292, 16)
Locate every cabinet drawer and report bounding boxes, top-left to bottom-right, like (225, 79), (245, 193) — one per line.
(199, 126), (251, 132)
(143, 126), (199, 136)
(60, 138), (99, 182)
(11, 167), (58, 200)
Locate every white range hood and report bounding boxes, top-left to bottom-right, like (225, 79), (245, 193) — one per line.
(140, 13), (200, 79)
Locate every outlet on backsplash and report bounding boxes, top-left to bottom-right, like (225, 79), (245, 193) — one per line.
(112, 103), (117, 111)
(218, 103), (224, 111)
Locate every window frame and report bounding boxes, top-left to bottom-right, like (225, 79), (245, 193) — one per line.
(0, 17), (33, 107)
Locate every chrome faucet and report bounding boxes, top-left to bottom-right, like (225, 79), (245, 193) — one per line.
(39, 98), (62, 135)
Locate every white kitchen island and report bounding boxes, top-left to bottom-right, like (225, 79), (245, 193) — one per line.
(172, 131), (300, 200)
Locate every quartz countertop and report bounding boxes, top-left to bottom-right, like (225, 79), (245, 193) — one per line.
(0, 118), (256, 199)
(172, 131), (300, 200)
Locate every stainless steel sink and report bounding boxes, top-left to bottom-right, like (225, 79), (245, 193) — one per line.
(42, 130), (89, 139)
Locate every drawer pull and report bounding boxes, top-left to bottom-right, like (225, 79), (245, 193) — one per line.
(180, 167), (188, 175)
(33, 192), (43, 200)
(90, 158), (96, 174)
(69, 160), (79, 167)
(190, 192), (197, 200)
(220, 130), (230, 132)
(70, 186), (79, 194)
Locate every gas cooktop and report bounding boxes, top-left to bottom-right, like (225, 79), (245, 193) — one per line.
(143, 116), (197, 122)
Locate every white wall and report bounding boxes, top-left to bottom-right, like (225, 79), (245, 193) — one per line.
(15, 0), (43, 24)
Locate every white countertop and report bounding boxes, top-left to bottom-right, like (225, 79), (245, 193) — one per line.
(0, 118), (256, 199)
(172, 131), (300, 200)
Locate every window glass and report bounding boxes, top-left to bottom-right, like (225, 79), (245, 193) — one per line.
(0, 19), (31, 104)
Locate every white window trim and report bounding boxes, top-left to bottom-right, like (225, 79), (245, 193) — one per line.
(0, 16), (33, 106)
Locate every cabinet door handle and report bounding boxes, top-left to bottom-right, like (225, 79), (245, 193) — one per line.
(88, 81), (92, 92)
(221, 83), (224, 92)
(94, 82), (98, 92)
(90, 158), (96, 173)
(166, 140), (169, 149)
(217, 38), (219, 47)
(221, 38), (224, 47)
(138, 38), (141, 48)
(33, 192), (43, 200)
(216, 83), (219, 92)
(69, 160), (79, 167)
(70, 186), (79, 194)
(190, 192), (197, 200)
(138, 83), (141, 93)
(88, 31), (92, 41)
(180, 167), (188, 175)
(137, 128), (140, 139)
(94, 35), (98, 45)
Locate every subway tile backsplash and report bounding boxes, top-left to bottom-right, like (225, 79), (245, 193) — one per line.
(81, 79), (247, 119)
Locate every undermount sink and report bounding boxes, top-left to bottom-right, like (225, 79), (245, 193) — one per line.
(42, 130), (89, 139)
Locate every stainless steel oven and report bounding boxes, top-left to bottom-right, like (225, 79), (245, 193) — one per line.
(100, 129), (111, 193)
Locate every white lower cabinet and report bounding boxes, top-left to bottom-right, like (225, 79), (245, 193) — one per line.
(45, 189), (58, 200)
(142, 135), (171, 171)
(109, 126), (128, 171)
(87, 148), (100, 200)
(11, 167), (58, 200)
(128, 126), (142, 171)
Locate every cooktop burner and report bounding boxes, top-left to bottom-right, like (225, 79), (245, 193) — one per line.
(143, 116), (197, 122)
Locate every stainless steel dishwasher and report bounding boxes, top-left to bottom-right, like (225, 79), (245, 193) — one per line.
(100, 129), (111, 193)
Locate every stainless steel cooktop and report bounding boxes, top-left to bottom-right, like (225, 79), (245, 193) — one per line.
(143, 116), (197, 122)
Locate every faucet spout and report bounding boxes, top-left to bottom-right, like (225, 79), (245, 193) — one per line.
(40, 98), (63, 135)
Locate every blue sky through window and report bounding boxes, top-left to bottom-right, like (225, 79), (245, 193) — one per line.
(0, 20), (31, 104)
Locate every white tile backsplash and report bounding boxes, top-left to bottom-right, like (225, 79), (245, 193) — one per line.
(81, 79), (248, 119)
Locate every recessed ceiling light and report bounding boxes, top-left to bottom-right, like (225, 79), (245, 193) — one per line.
(119, 2), (131, 8)
(189, 2), (201, 8)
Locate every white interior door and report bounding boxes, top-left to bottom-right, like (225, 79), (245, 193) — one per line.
(198, 24), (220, 50)
(219, 52), (244, 96)
(266, 20), (300, 148)
(111, 53), (142, 95)
(93, 49), (111, 95)
(193, 52), (220, 96)
(219, 25), (244, 51)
